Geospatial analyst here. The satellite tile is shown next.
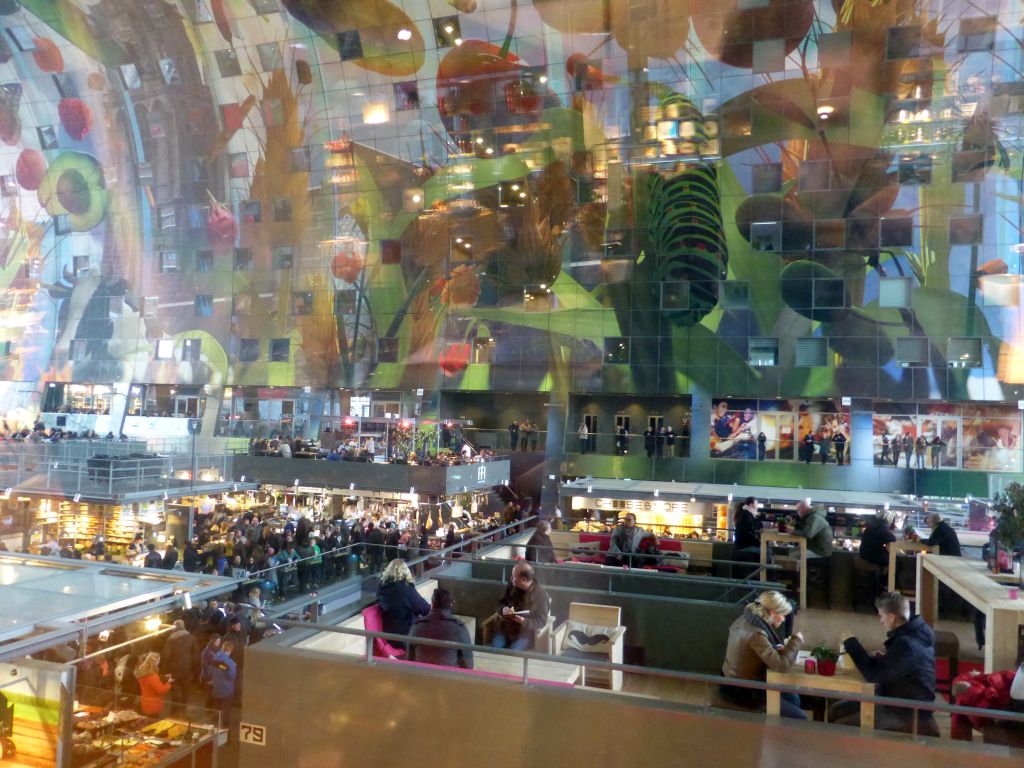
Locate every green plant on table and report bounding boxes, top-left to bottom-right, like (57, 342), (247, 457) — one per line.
(810, 644), (840, 663)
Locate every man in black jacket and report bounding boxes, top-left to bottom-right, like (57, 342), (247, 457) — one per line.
(408, 588), (474, 669)
(160, 620), (197, 713)
(923, 513), (961, 556)
(831, 592), (938, 735)
(492, 561), (550, 650)
(524, 521), (557, 564)
(858, 514), (895, 569)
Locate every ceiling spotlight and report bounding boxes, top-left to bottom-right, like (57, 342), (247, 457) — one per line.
(444, 25), (454, 34)
(73, 493), (81, 503)
(396, 28), (412, 41)
(539, 75), (548, 84)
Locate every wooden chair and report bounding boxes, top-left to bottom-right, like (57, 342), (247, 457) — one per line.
(481, 613), (555, 654)
(552, 602), (626, 691)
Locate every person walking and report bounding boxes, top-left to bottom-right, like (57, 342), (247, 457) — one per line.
(818, 431), (832, 465)
(879, 434), (890, 466)
(891, 433), (902, 467)
(902, 434), (913, 468)
(508, 421), (519, 451)
(757, 432), (767, 461)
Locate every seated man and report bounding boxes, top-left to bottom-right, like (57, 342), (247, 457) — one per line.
(793, 500), (833, 559)
(492, 561), (550, 651)
(831, 591), (938, 735)
(606, 513), (654, 568)
(408, 588), (474, 669)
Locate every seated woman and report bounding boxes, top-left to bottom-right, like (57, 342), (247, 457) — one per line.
(720, 590), (805, 719)
(376, 559), (430, 649)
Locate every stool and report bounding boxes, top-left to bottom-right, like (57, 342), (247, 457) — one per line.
(933, 630), (960, 696)
(851, 558), (885, 613)
(806, 558), (831, 609)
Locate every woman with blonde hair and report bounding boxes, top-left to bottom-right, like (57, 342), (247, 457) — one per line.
(720, 590), (805, 718)
(134, 651), (172, 716)
(376, 558), (429, 647)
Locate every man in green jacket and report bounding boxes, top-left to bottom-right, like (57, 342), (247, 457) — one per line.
(794, 501), (833, 558)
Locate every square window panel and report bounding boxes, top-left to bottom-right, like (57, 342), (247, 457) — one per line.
(234, 248), (253, 271)
(751, 221), (781, 251)
(752, 38), (786, 73)
(274, 247), (294, 270)
(814, 220), (845, 250)
(604, 337), (629, 364)
(337, 30), (363, 61)
(37, 125), (58, 149)
(661, 283), (689, 310)
(256, 42), (283, 71)
(394, 81), (420, 111)
(196, 250), (214, 272)
(947, 337), (981, 368)
(381, 239), (402, 265)
(959, 17), (996, 53)
(159, 58), (180, 85)
(795, 337), (827, 367)
(334, 289), (357, 314)
(879, 277), (911, 308)
(290, 147), (311, 172)
(752, 163), (782, 193)
(270, 338), (290, 362)
(156, 339), (175, 359)
(949, 215), (983, 245)
(818, 32), (851, 67)
(880, 217), (913, 247)
(182, 338), (201, 361)
(896, 337), (929, 366)
(748, 337), (778, 367)
(195, 295), (213, 317)
(239, 338), (259, 362)
(215, 49), (242, 77)
(799, 160), (830, 191)
(228, 152), (248, 178)
(722, 281), (750, 309)
(273, 197), (293, 222)
(887, 25), (923, 59)
(377, 337), (399, 363)
(119, 63), (142, 89)
(897, 153), (932, 185)
(242, 201), (261, 224)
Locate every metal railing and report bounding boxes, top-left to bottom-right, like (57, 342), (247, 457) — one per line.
(267, 617), (1024, 744)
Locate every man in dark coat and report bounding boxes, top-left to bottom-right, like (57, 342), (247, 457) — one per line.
(831, 592), (937, 735)
(143, 543), (163, 569)
(859, 514), (895, 569)
(408, 588), (473, 668)
(492, 561), (550, 650)
(923, 513), (961, 556)
(162, 539), (179, 570)
(161, 620), (198, 713)
(183, 538), (200, 572)
(524, 521), (557, 564)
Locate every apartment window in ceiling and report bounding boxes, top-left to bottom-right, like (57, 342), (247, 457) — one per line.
(377, 337), (399, 363)
(661, 283), (689, 310)
(69, 339), (87, 361)
(752, 163), (782, 193)
(959, 16), (996, 53)
(721, 281), (750, 309)
(159, 251), (179, 273)
(239, 338), (259, 362)
(182, 338), (201, 362)
(274, 247), (294, 270)
(155, 338), (175, 360)
(215, 48), (242, 77)
(879, 277), (911, 308)
(748, 337), (778, 367)
(795, 337), (828, 367)
(947, 337), (982, 368)
(292, 291), (314, 316)
(270, 338), (290, 362)
(337, 30), (363, 61)
(234, 248), (253, 271)
(194, 294), (213, 317)
(257, 42), (283, 72)
(604, 338), (630, 365)
(896, 337), (929, 367)
(196, 250), (214, 272)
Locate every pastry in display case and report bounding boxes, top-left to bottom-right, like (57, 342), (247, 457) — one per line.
(69, 703), (217, 768)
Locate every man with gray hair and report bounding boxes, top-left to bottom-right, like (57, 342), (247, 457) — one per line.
(830, 592), (938, 734)
(525, 520), (556, 564)
(923, 513), (961, 556)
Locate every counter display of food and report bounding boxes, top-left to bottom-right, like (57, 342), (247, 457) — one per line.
(70, 704), (218, 768)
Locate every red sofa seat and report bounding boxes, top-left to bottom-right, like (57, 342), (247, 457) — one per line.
(361, 604), (405, 659)
(380, 656), (573, 688)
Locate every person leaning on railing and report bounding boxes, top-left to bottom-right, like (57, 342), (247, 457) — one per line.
(525, 520), (557, 564)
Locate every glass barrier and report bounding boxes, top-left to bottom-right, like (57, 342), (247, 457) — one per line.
(266, 618), (1024, 745)
(71, 686), (220, 768)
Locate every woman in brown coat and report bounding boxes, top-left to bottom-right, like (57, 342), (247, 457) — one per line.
(720, 591), (805, 718)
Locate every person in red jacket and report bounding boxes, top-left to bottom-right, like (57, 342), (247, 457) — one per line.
(134, 652), (172, 716)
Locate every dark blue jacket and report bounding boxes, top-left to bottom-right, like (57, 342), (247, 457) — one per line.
(924, 521), (961, 557)
(377, 580), (430, 637)
(844, 615), (935, 703)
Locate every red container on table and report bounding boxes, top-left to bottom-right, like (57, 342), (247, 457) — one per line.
(804, 658), (817, 674)
(817, 660), (837, 676)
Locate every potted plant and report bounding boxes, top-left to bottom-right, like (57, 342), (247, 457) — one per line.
(810, 644), (840, 676)
(991, 482), (1024, 583)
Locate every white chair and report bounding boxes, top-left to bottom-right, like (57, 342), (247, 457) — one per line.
(481, 613), (555, 653)
(553, 602), (625, 691)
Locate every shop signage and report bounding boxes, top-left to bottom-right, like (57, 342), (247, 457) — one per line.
(239, 722), (267, 746)
(444, 459), (510, 494)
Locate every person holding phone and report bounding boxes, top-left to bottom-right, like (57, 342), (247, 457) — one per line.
(492, 561), (550, 650)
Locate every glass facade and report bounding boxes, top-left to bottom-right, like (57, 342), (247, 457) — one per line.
(0, 0), (1022, 483)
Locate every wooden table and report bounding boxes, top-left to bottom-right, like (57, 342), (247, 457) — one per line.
(916, 554), (1024, 672)
(473, 651), (580, 684)
(767, 652), (875, 730)
(886, 541), (936, 593)
(760, 531), (808, 609)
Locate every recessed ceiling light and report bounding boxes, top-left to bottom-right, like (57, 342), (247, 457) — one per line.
(397, 28), (412, 41)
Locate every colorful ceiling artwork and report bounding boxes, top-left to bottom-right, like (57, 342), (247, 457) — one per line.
(0, 0), (1019, 408)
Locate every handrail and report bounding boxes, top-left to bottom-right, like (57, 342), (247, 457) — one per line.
(267, 616), (1024, 736)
